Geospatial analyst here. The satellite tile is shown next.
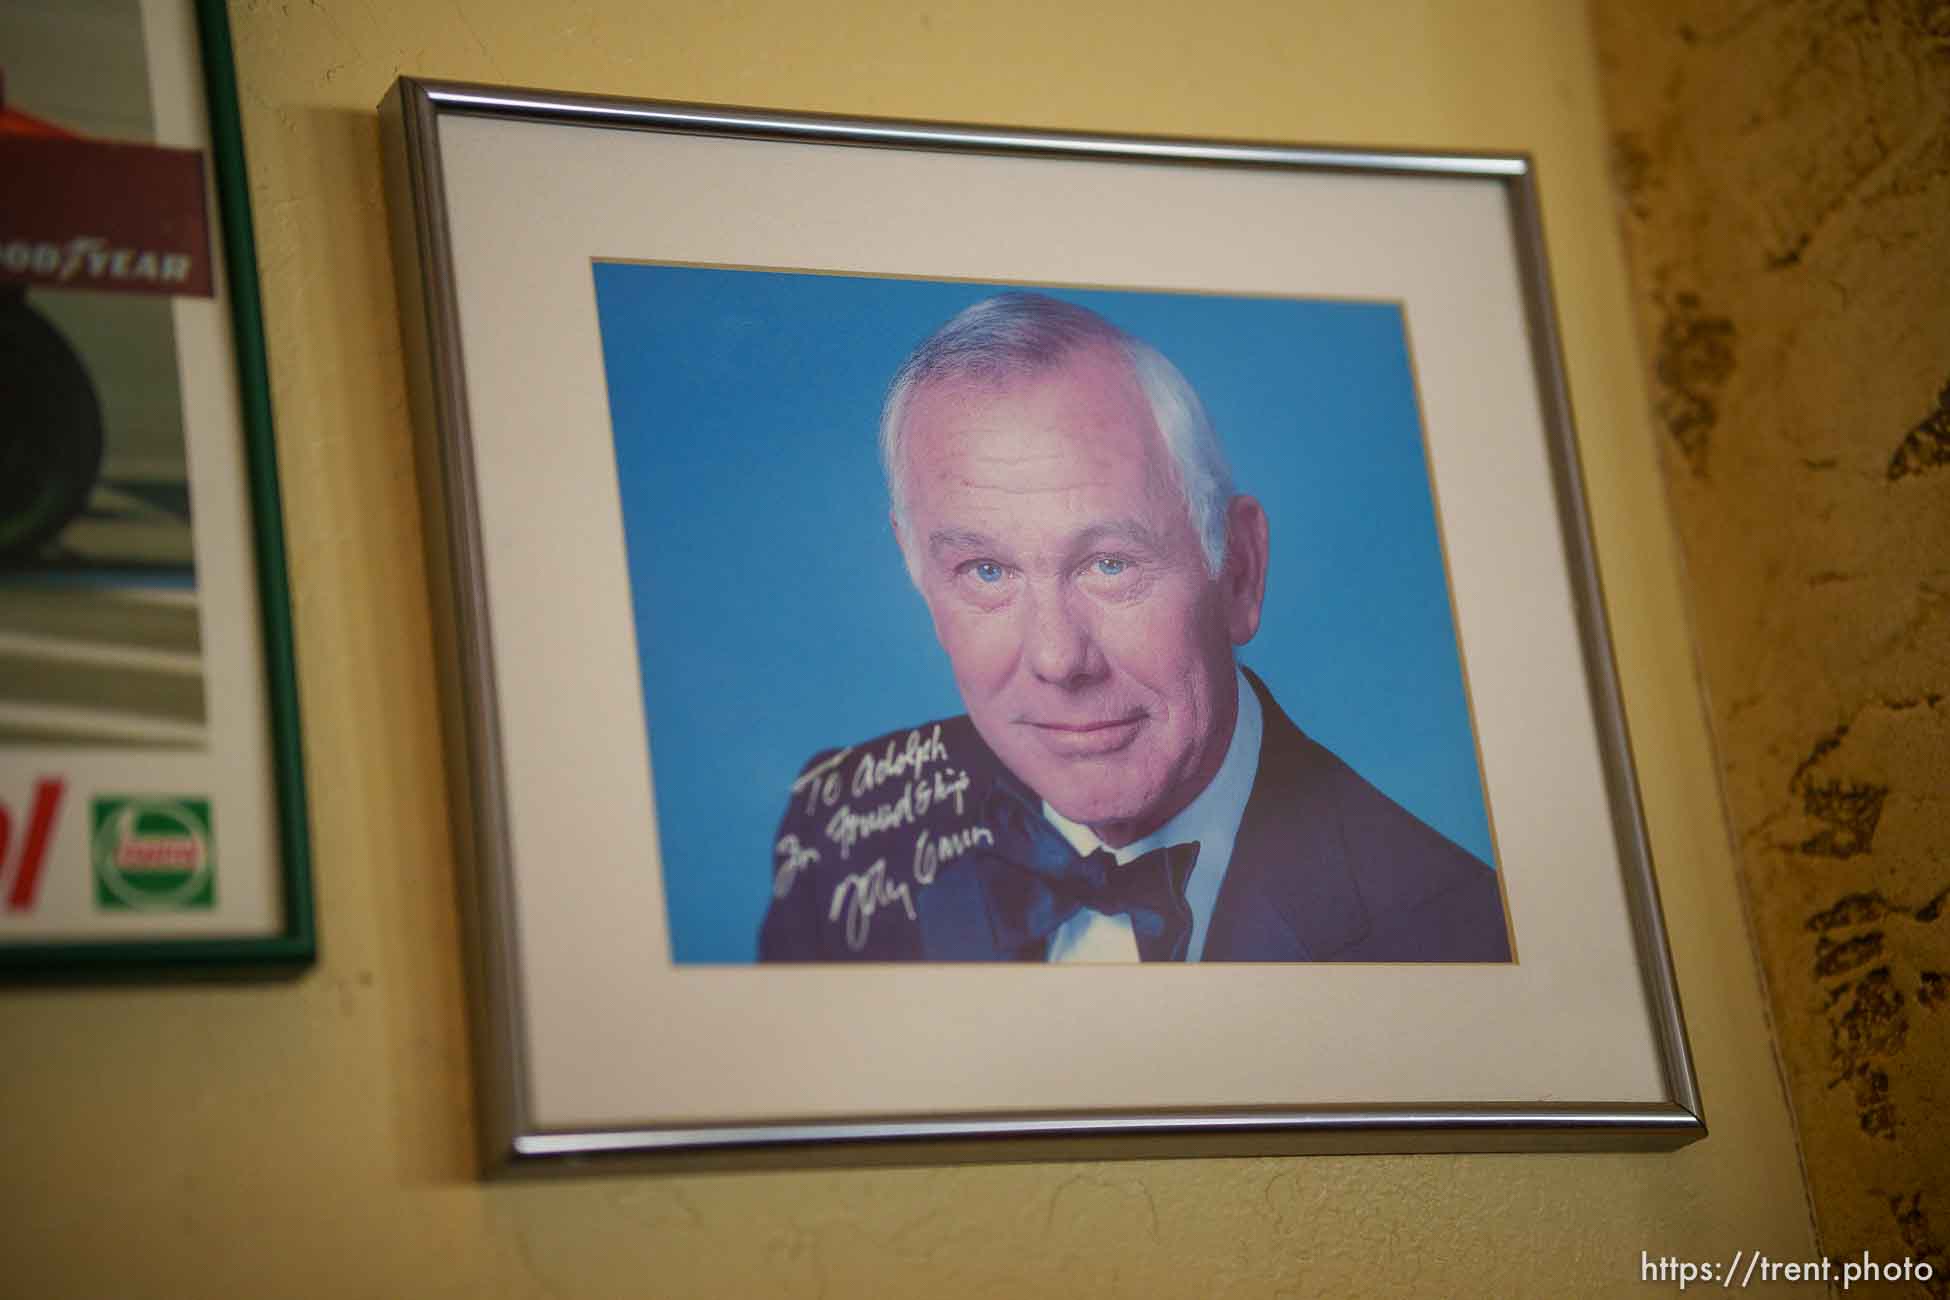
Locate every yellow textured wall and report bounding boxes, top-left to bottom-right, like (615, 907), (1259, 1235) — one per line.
(1592, 0), (1950, 1283)
(0, 3), (1820, 1294)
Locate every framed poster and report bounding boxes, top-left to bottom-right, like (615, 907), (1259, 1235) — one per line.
(381, 78), (1700, 1166)
(0, 0), (312, 969)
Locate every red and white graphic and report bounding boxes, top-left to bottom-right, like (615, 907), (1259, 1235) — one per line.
(0, 89), (214, 299)
(0, 778), (65, 910)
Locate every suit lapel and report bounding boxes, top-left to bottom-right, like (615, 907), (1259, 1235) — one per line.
(1203, 670), (1373, 961)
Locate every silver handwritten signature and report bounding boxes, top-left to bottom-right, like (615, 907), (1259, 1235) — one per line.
(772, 834), (821, 899)
(787, 727), (992, 950)
(821, 823), (999, 950)
(789, 747), (853, 818)
(851, 727), (949, 796)
(788, 725), (953, 817)
(912, 824), (995, 887)
(828, 858), (915, 951)
(823, 768), (971, 860)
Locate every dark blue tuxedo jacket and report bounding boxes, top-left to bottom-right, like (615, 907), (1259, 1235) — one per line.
(758, 670), (1511, 962)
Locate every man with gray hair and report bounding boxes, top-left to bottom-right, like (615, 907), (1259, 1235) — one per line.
(760, 292), (1510, 963)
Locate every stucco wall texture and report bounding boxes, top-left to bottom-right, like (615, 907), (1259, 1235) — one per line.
(0, 3), (1830, 1295)
(1593, 1), (1950, 1288)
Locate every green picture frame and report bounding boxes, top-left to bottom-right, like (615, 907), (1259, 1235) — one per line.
(0, 0), (313, 971)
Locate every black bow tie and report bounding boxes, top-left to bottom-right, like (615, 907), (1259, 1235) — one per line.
(982, 771), (1201, 961)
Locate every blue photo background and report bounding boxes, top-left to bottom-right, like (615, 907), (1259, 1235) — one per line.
(592, 264), (1494, 963)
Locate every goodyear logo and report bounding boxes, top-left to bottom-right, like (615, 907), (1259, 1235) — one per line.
(91, 797), (215, 910)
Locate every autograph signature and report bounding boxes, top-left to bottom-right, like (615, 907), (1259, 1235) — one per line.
(824, 767), (970, 860)
(850, 727), (949, 797)
(828, 858), (915, 952)
(821, 823), (999, 950)
(912, 824), (994, 887)
(772, 834), (821, 899)
(789, 748), (852, 818)
(789, 725), (953, 819)
(785, 727), (996, 950)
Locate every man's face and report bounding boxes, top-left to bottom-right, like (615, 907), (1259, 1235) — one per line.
(897, 343), (1265, 847)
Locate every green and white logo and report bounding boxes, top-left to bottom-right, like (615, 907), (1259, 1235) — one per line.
(91, 797), (215, 909)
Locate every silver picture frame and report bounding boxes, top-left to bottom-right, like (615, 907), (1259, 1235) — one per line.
(379, 76), (1702, 1172)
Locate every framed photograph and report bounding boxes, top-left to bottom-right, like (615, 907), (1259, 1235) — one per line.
(0, 0), (312, 969)
(380, 77), (1701, 1166)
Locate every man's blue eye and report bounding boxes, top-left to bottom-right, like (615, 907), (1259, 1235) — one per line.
(1094, 557), (1127, 577)
(972, 561), (1004, 583)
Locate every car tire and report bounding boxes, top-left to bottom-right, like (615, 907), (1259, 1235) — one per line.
(0, 290), (105, 565)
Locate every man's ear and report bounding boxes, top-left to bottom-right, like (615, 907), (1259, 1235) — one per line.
(1222, 494), (1270, 646)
